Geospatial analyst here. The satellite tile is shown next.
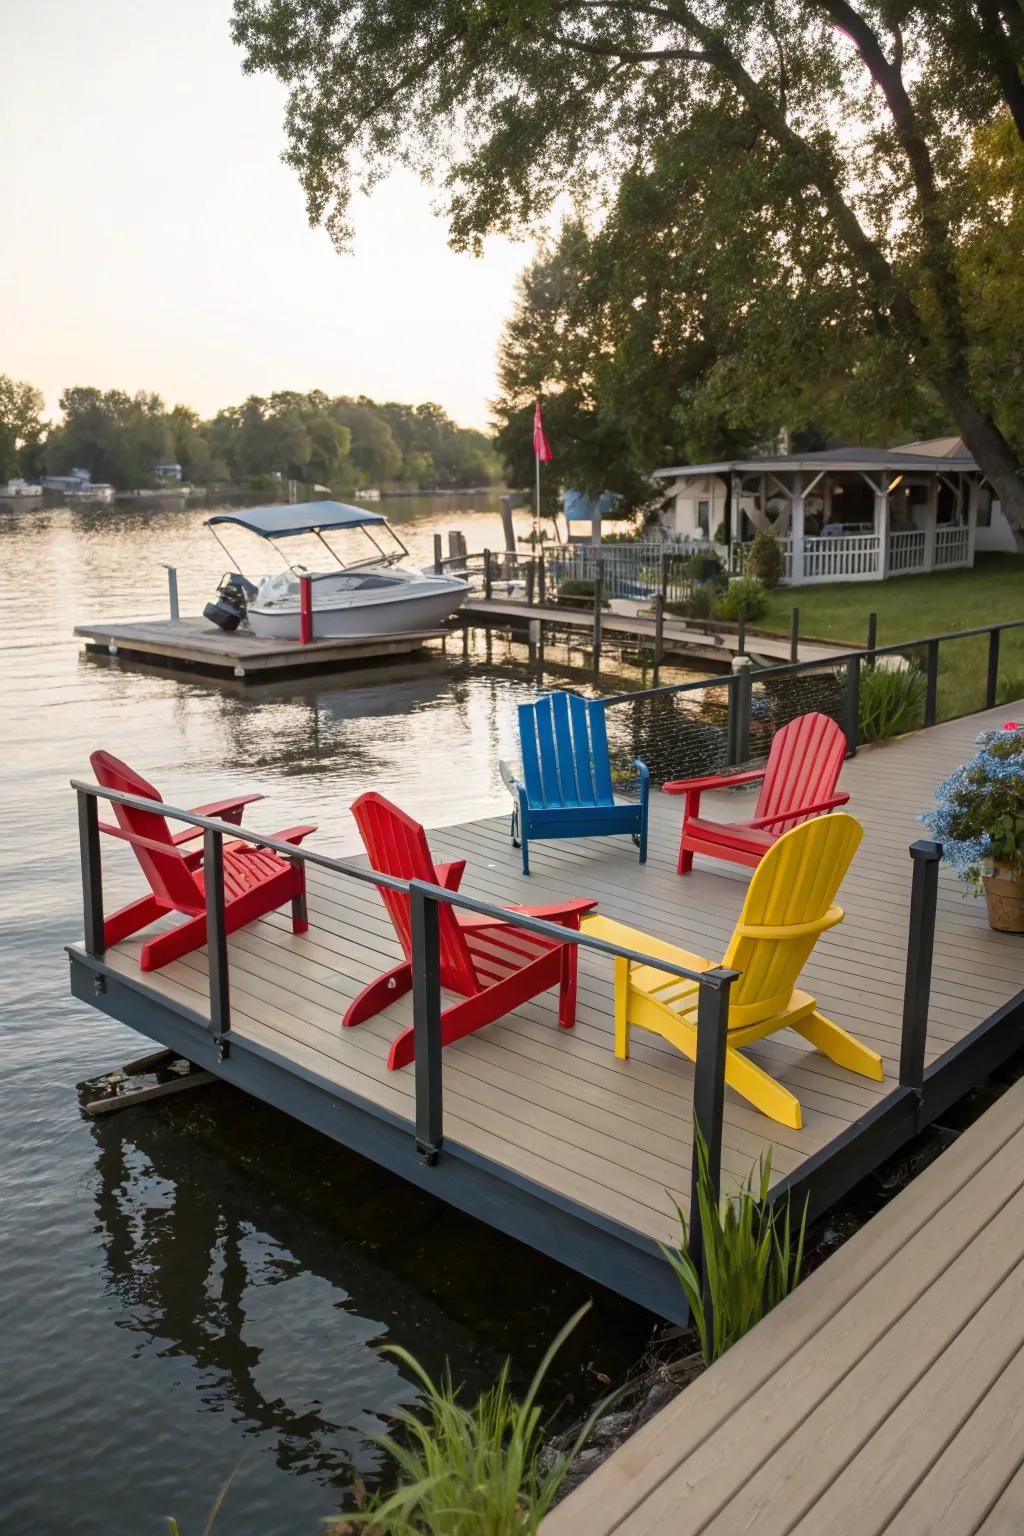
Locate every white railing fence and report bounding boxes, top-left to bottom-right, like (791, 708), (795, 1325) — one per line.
(548, 539), (716, 602)
(802, 534), (880, 581)
(935, 525), (970, 567)
(888, 529), (926, 573)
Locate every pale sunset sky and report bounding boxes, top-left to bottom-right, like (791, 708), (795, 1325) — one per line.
(0, 0), (530, 430)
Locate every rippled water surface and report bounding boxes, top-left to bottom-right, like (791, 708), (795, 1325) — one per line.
(0, 497), (678, 1535)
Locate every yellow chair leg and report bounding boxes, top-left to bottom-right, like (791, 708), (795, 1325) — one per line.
(793, 1010), (885, 1081)
(614, 957), (630, 1060)
(724, 1045), (804, 1130)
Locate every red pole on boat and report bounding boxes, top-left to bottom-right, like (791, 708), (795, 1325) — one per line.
(299, 575), (313, 644)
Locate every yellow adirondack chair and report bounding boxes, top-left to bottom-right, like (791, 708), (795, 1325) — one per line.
(583, 813), (883, 1129)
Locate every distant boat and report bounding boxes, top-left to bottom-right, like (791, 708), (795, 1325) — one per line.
(0, 480), (43, 500)
(41, 470), (115, 505)
(355, 487), (382, 501)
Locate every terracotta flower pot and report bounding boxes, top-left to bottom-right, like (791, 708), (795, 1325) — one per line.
(982, 867), (1024, 933)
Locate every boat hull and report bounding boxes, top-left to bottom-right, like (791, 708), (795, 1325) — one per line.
(246, 580), (468, 640)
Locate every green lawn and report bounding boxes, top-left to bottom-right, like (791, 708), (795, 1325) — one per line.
(760, 553), (1024, 722)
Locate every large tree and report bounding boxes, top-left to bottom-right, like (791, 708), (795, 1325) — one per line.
(0, 375), (45, 481)
(231, 0), (1024, 534)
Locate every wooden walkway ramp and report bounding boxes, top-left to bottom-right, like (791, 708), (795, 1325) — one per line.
(543, 1071), (1024, 1536)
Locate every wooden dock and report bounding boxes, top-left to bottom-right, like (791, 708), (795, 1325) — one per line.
(459, 596), (851, 667)
(67, 702), (1024, 1318)
(74, 617), (446, 679)
(543, 1068), (1024, 1536)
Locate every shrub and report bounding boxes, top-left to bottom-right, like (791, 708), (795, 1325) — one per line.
(744, 531), (785, 588)
(712, 577), (768, 623)
(688, 553), (722, 584)
(661, 1130), (806, 1366)
(555, 578), (609, 609)
(858, 663), (926, 743)
(686, 584), (715, 620)
(350, 1304), (611, 1534)
(712, 521), (727, 545)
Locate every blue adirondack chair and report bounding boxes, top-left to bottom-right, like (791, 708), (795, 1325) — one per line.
(499, 692), (650, 874)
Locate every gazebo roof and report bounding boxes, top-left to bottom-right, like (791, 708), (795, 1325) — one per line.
(653, 443), (978, 479)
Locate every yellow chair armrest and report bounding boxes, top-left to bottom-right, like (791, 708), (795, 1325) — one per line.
(581, 914), (713, 975)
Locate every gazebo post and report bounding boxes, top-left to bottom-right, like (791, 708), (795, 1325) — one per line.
(790, 474), (805, 585)
(923, 475), (938, 570)
(876, 480), (891, 578)
(967, 475), (979, 566)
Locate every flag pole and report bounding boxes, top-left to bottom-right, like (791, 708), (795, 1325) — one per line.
(534, 444), (541, 543)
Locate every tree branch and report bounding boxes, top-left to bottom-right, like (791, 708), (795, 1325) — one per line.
(973, 0), (1024, 141)
(530, 27), (711, 64)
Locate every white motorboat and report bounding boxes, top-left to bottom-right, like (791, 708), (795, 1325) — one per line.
(204, 500), (469, 641)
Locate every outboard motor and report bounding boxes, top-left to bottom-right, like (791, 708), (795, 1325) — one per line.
(203, 572), (257, 631)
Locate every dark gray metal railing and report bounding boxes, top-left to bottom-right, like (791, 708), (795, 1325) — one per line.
(71, 777), (953, 1299)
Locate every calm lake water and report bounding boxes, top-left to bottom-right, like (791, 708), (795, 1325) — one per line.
(0, 495), (695, 1535)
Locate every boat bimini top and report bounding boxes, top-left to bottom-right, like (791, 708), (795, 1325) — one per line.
(205, 500), (410, 574)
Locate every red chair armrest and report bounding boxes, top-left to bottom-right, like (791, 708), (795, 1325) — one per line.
(269, 824), (318, 847)
(458, 897), (598, 933)
(435, 860), (467, 891)
(662, 768), (765, 795)
(749, 792), (849, 829)
(189, 792), (265, 824)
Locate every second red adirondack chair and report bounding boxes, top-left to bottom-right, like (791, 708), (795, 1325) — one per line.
(344, 791), (598, 1069)
(664, 711), (849, 874)
(91, 751), (316, 971)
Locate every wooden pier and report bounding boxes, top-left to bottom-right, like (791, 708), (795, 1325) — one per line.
(67, 701), (1024, 1318)
(74, 617), (446, 680)
(459, 595), (851, 667)
(544, 1068), (1024, 1536)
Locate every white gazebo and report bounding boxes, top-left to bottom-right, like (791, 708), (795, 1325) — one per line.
(653, 438), (996, 584)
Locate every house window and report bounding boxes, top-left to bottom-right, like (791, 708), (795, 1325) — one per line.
(697, 499), (710, 535)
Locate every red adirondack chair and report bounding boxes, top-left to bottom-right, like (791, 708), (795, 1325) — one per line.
(91, 750), (316, 971)
(664, 712), (849, 875)
(344, 791), (598, 1070)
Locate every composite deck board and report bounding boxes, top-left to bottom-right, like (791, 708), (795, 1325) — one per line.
(543, 1075), (1024, 1536)
(82, 702), (1024, 1252)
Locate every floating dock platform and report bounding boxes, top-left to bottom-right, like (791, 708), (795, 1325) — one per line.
(67, 702), (1024, 1320)
(74, 617), (446, 680)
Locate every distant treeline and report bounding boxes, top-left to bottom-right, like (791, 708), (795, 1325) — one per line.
(0, 378), (502, 492)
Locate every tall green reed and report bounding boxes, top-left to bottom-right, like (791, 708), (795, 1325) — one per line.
(661, 1129), (806, 1365)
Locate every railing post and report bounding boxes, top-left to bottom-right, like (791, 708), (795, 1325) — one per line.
(162, 563), (180, 622)
(483, 548), (493, 601)
(538, 548), (546, 605)
(865, 611), (878, 669)
(204, 828), (231, 1060)
(526, 559), (536, 606)
(433, 533), (443, 574)
(653, 592), (665, 685)
(410, 883), (444, 1164)
(298, 575), (314, 645)
(726, 657), (752, 766)
(845, 653), (861, 755)
(736, 602), (747, 658)
(987, 627), (1000, 710)
(593, 558), (603, 671)
(659, 550), (668, 603)
(924, 639), (939, 727)
(77, 788), (105, 958)
(790, 605), (799, 664)
(688, 967), (735, 1317)
(899, 840), (942, 1099)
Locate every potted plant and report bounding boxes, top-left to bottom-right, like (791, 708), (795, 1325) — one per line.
(922, 722), (1024, 932)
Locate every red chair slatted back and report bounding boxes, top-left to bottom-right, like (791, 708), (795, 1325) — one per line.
(90, 750), (204, 914)
(753, 712), (847, 835)
(351, 792), (479, 995)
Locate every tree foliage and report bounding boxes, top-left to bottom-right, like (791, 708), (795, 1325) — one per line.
(231, 0), (1024, 529)
(39, 384), (500, 490)
(0, 375), (45, 481)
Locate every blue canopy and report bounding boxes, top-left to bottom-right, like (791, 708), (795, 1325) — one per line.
(206, 500), (386, 540)
(563, 489), (623, 524)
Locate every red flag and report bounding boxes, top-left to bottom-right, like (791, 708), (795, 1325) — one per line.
(533, 401), (552, 462)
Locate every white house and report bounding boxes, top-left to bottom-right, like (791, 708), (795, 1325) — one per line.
(653, 437), (1014, 584)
